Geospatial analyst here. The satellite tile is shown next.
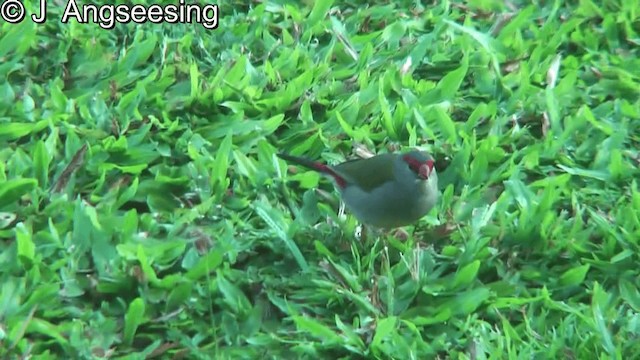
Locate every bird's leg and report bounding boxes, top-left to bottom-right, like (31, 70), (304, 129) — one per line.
(338, 201), (346, 222)
(356, 224), (385, 244)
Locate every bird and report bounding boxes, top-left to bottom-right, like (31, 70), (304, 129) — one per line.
(277, 150), (439, 229)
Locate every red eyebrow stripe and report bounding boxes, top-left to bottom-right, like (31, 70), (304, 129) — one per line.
(403, 155), (434, 176)
(426, 159), (434, 171)
(402, 155), (421, 169)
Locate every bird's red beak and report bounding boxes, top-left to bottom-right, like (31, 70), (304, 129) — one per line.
(419, 160), (434, 179)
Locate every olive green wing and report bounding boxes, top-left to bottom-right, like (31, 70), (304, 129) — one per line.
(332, 154), (396, 193)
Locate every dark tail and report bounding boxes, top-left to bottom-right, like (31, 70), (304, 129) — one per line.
(277, 153), (326, 172)
(277, 153), (347, 188)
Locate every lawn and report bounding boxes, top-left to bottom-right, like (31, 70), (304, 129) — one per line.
(1, 0), (640, 359)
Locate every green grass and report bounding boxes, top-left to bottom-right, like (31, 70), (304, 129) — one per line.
(1, 0), (640, 358)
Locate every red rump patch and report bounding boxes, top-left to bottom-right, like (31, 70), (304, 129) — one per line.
(314, 164), (348, 188)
